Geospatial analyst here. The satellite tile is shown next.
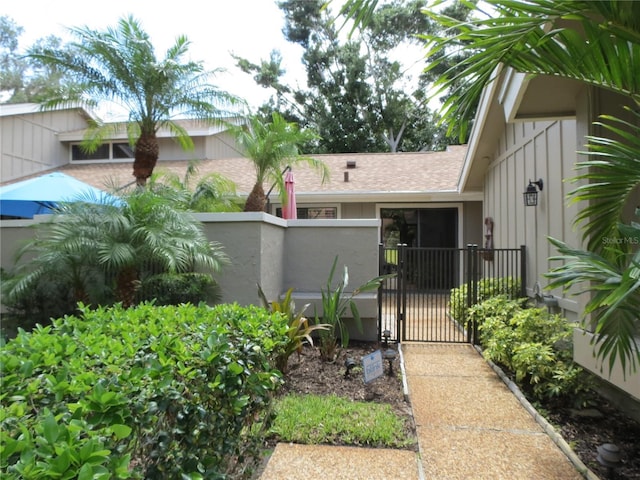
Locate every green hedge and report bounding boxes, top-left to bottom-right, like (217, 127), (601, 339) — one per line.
(1, 302), (289, 479)
(449, 276), (521, 326)
(473, 297), (592, 405)
(135, 272), (222, 306)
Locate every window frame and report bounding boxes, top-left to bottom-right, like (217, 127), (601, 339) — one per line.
(70, 142), (134, 163)
(273, 204), (340, 219)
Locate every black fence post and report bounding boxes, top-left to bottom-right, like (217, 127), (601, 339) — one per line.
(520, 245), (527, 298)
(465, 244), (478, 343)
(472, 245), (481, 345)
(378, 243), (384, 343)
(398, 243), (407, 342)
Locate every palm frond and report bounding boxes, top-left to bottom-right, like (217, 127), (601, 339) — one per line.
(423, 0), (640, 139)
(546, 236), (640, 375)
(568, 109), (640, 253)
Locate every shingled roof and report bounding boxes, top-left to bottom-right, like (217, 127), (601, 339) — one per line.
(52, 145), (469, 202)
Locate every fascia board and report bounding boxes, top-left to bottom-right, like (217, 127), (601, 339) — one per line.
(497, 68), (530, 123)
(457, 65), (504, 192)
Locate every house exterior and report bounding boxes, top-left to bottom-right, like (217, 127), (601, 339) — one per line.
(0, 103), (484, 248)
(6, 91), (638, 406)
(0, 103), (242, 185)
(0, 102), (484, 344)
(460, 67), (640, 403)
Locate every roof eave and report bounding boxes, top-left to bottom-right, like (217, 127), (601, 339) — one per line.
(293, 190), (483, 203)
(458, 65), (581, 193)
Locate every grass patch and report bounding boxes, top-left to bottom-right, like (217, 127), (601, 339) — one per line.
(268, 393), (414, 448)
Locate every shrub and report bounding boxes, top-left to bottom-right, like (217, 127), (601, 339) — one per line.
(449, 276), (521, 325)
(0, 268), (80, 340)
(468, 294), (529, 339)
(135, 272), (222, 306)
(0, 302), (289, 479)
(4, 190), (229, 310)
(476, 298), (593, 405)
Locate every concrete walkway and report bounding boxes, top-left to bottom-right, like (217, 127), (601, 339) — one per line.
(259, 342), (594, 480)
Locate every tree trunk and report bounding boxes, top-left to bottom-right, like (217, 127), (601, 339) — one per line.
(115, 266), (139, 308)
(133, 132), (160, 186)
(244, 183), (267, 212)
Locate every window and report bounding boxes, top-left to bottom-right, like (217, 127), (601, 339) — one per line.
(113, 143), (134, 159)
(71, 142), (134, 162)
(275, 206), (337, 219)
(71, 144), (109, 161)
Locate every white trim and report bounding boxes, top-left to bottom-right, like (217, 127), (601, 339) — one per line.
(0, 102), (97, 119)
(69, 141), (134, 163)
(498, 70), (530, 123)
(0, 103), (41, 116)
(458, 65), (503, 192)
(296, 191), (482, 204)
(269, 202), (342, 219)
(286, 218), (379, 228)
(191, 212), (378, 229)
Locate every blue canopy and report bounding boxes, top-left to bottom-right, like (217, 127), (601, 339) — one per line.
(0, 172), (122, 219)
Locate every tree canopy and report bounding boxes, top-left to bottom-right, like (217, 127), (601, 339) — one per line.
(0, 15), (74, 103)
(226, 112), (329, 212)
(235, 0), (473, 153)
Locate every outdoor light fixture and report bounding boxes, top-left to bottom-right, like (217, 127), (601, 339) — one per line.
(382, 329), (391, 348)
(523, 179), (543, 207)
(596, 443), (622, 477)
(383, 349), (397, 376)
(344, 357), (357, 378)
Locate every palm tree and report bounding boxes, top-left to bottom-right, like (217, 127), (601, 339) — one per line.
(29, 15), (239, 186)
(227, 112), (329, 212)
(147, 161), (243, 213)
(416, 0), (640, 374)
(7, 190), (229, 309)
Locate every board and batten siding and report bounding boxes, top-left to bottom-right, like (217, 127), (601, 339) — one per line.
(154, 131), (241, 162)
(1, 109), (89, 183)
(484, 118), (581, 320)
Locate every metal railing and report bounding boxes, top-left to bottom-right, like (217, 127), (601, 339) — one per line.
(379, 244), (526, 343)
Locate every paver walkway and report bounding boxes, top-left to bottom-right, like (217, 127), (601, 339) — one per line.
(259, 342), (592, 480)
(403, 343), (586, 479)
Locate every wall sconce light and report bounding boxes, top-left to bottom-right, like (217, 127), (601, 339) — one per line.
(523, 179), (544, 207)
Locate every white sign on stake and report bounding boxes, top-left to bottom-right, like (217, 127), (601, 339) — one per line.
(362, 349), (384, 384)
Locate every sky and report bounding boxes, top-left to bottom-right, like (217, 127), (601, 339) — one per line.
(3, 0), (309, 118)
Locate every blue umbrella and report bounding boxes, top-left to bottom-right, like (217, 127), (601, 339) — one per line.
(0, 172), (122, 219)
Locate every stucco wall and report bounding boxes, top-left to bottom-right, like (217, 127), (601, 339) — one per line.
(194, 213), (286, 306)
(282, 219), (379, 291)
(0, 213), (381, 341)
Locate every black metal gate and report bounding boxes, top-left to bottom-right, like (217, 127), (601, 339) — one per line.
(378, 244), (526, 343)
